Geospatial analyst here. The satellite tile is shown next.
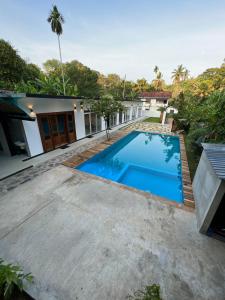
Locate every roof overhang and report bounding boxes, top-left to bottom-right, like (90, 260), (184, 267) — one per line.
(0, 92), (34, 121)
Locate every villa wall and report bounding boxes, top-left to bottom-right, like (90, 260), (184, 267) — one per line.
(22, 119), (44, 156)
(18, 97), (84, 156)
(15, 97), (144, 157)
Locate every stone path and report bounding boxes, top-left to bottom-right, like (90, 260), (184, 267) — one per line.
(129, 121), (172, 134)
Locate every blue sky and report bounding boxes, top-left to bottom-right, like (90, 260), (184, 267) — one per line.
(0, 0), (225, 82)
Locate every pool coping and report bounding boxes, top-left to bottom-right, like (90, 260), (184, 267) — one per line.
(62, 128), (195, 211)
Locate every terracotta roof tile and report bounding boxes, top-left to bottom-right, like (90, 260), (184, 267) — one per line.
(139, 91), (172, 98)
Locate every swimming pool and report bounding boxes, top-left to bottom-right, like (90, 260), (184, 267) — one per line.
(76, 131), (183, 203)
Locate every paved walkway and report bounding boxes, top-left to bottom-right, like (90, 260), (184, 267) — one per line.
(0, 166), (224, 300)
(129, 121), (172, 134)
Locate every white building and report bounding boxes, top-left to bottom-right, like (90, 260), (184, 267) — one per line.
(0, 92), (144, 159)
(139, 91), (177, 118)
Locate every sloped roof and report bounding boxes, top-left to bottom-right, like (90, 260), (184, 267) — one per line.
(202, 143), (225, 180)
(139, 91), (172, 99)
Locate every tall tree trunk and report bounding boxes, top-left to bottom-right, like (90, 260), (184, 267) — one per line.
(57, 34), (66, 95)
(122, 74), (126, 100)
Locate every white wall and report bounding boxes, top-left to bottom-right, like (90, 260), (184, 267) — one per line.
(144, 107), (161, 118)
(16, 97), (144, 156)
(74, 101), (85, 139)
(22, 119), (44, 156)
(18, 97), (83, 155)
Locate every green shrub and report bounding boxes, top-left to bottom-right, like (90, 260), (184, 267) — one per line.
(127, 284), (162, 300)
(0, 258), (33, 299)
(186, 127), (209, 148)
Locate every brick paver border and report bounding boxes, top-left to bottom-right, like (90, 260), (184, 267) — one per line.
(63, 126), (195, 210)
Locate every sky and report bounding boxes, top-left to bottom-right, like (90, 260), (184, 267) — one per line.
(0, 0), (225, 83)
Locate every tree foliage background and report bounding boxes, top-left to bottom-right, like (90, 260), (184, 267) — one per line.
(0, 38), (224, 146)
(0, 39), (166, 98)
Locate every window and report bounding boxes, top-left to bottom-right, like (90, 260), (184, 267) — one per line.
(97, 115), (102, 132)
(124, 108), (130, 122)
(67, 114), (75, 133)
(119, 111), (123, 124)
(84, 113), (91, 135)
(109, 113), (117, 128)
(51, 117), (58, 136)
(57, 115), (65, 134)
(132, 107), (136, 119)
(91, 113), (97, 133)
(138, 107), (142, 117)
(84, 112), (102, 135)
(42, 117), (50, 138)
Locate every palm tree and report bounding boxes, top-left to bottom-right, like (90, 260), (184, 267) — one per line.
(172, 64), (186, 83)
(47, 5), (66, 95)
(152, 69), (165, 91)
(154, 65), (159, 75)
(183, 69), (190, 80)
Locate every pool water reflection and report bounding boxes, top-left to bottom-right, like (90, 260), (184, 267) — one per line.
(76, 131), (183, 203)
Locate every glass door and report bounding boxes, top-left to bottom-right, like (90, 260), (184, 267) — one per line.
(67, 113), (76, 142)
(84, 113), (91, 135)
(91, 113), (97, 133)
(85, 112), (102, 135)
(119, 111), (123, 124)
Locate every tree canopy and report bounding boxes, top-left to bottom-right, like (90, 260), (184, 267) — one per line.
(0, 39), (42, 89)
(90, 94), (124, 139)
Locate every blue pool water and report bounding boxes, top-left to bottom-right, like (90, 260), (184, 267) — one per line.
(76, 131), (183, 203)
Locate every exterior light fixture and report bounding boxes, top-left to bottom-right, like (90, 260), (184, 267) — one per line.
(28, 105), (36, 118)
(74, 104), (77, 112)
(29, 108), (36, 118)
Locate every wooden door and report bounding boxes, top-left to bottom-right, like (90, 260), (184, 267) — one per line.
(38, 116), (54, 152)
(48, 115), (60, 148)
(38, 112), (76, 152)
(56, 114), (68, 145)
(66, 112), (76, 143)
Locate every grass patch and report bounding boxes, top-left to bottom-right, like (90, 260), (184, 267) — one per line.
(143, 117), (160, 123)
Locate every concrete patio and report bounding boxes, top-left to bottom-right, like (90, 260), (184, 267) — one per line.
(0, 165), (224, 300)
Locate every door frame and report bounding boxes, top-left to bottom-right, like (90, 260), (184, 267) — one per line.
(37, 111), (76, 152)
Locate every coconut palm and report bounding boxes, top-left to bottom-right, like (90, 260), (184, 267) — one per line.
(154, 65), (159, 75)
(172, 65), (186, 83)
(183, 69), (190, 80)
(152, 70), (165, 91)
(47, 5), (66, 95)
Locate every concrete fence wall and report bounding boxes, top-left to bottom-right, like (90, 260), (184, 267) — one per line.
(193, 150), (225, 233)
